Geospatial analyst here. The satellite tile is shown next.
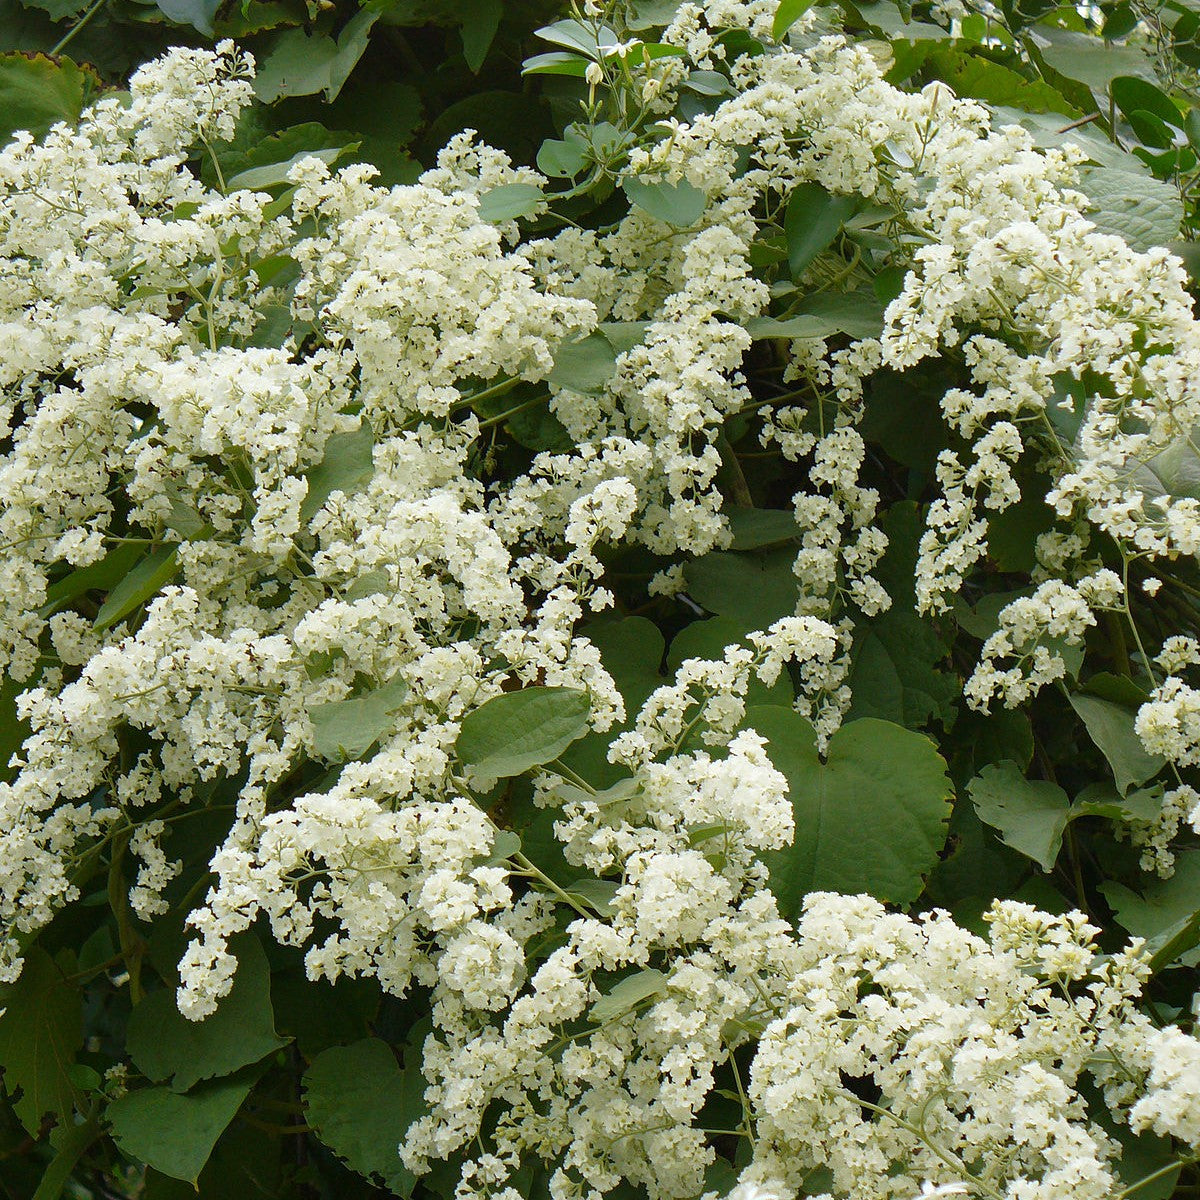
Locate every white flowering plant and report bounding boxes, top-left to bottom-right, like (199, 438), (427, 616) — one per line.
(3, 2), (1200, 1198)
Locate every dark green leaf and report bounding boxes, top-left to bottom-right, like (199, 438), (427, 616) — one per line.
(93, 545), (179, 632)
(1068, 691), (1164, 794)
(522, 51), (591, 77)
(154, 0), (220, 35)
(108, 1074), (256, 1185)
(460, 0), (502, 71)
(0, 948), (82, 1133)
(750, 707), (953, 912)
(1111, 75), (1182, 128)
(968, 761), (1070, 872)
(0, 52), (100, 144)
(684, 549), (798, 630)
(477, 182), (545, 221)
(773, 0), (817, 40)
(126, 936), (289, 1093)
(590, 969), (668, 1023)
(304, 1038), (427, 1196)
(301, 421), (374, 521)
(726, 508), (800, 549)
(784, 183), (857, 276)
(254, 10), (378, 103)
(457, 687), (591, 779)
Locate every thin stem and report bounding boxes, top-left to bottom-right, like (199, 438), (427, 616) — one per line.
(50, 0), (107, 55)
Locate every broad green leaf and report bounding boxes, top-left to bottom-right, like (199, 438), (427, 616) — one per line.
(745, 314), (837, 340)
(590, 969), (668, 1023)
(749, 707), (953, 912)
(226, 144), (350, 192)
(41, 543), (143, 615)
(968, 761), (1070, 872)
(457, 686), (591, 779)
(784, 183), (857, 276)
(925, 48), (1079, 115)
(537, 136), (589, 178)
(126, 936), (288, 1093)
(1111, 75), (1182, 128)
(1101, 850), (1200, 955)
(301, 421), (374, 521)
(94, 544), (179, 632)
(1071, 781), (1162, 822)
(0, 52), (100, 144)
(32, 1112), (101, 1200)
(522, 51), (591, 77)
(254, 10), (378, 103)
(460, 0), (502, 71)
(1033, 27), (1151, 93)
(309, 674), (409, 762)
(684, 549), (799, 631)
(154, 0), (220, 34)
(1143, 907), (1200, 976)
(534, 18), (618, 57)
(0, 948), (82, 1133)
(560, 617), (667, 787)
(477, 182), (545, 222)
(1077, 164), (1184, 251)
(726, 508), (800, 549)
(1068, 691), (1164, 795)
(622, 176), (707, 226)
(304, 1038), (426, 1197)
(773, 0), (817, 40)
(108, 1074), (255, 1185)
(548, 331), (620, 394)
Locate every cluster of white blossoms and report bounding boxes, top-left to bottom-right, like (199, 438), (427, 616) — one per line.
(3, 4), (1200, 1199)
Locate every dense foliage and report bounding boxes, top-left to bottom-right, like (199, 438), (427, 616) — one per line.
(3, 1), (1200, 1198)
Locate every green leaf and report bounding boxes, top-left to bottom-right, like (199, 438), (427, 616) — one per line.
(93, 545), (179, 633)
(126, 936), (288, 1093)
(0, 52), (100, 145)
(1101, 850), (1200, 957)
(549, 331), (620, 394)
(784, 183), (857, 276)
(772, 0), (817, 40)
(460, 0), (502, 71)
(534, 18), (617, 57)
(41, 543), (143, 614)
(32, 1112), (102, 1200)
(154, 0), (221, 34)
(303, 1038), (426, 1197)
(1068, 691), (1164, 795)
(968, 761), (1070, 872)
(537, 136), (589, 178)
(726, 508), (800, 550)
(590, 969), (668, 1023)
(254, 10), (379, 103)
(457, 687), (591, 779)
(226, 139), (352, 192)
(622, 177), (707, 226)
(0, 948), (82, 1133)
(847, 502), (958, 730)
(1077, 164), (1183, 251)
(309, 674), (409, 762)
(477, 182), (545, 222)
(684, 549), (799, 631)
(108, 1074), (256, 1185)
(925, 48), (1079, 115)
(301, 421), (375, 521)
(522, 51), (591, 77)
(1111, 75), (1182, 128)
(0, 674), (30, 785)
(749, 708), (953, 913)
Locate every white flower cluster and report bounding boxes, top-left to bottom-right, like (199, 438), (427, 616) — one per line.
(2, 11), (1200, 1200)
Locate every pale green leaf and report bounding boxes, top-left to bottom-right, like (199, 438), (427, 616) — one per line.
(968, 761), (1071, 872)
(309, 675), (409, 762)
